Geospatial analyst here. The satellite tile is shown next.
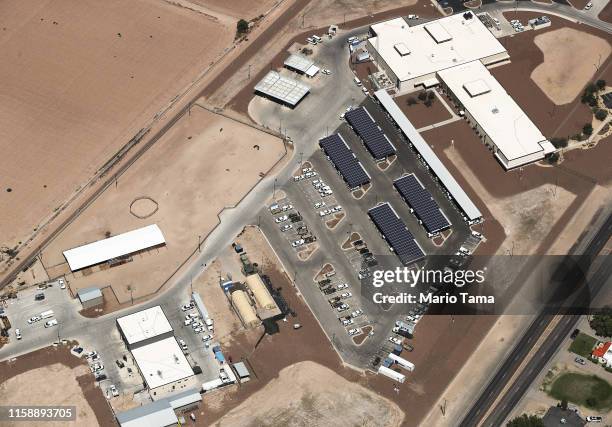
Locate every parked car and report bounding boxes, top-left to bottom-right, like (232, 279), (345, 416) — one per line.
(388, 336), (402, 345)
(280, 224), (293, 232)
(341, 318), (354, 326)
(202, 334), (213, 342)
(574, 356), (587, 366)
(34, 293), (45, 301)
(109, 384), (119, 397)
(181, 303), (194, 311)
(15, 328), (22, 340)
(322, 69), (332, 75)
(586, 416), (602, 422)
(336, 303), (349, 312)
(59, 279), (66, 289)
(44, 319), (58, 328)
(348, 328), (361, 336)
(340, 292), (352, 299)
(314, 202), (325, 209)
(351, 309), (363, 318)
(337, 283), (349, 290)
(275, 215), (289, 223)
(291, 239), (305, 247)
(28, 315), (42, 324)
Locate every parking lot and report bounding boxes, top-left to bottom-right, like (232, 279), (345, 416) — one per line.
(259, 93), (483, 370)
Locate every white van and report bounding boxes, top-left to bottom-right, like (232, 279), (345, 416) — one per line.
(205, 318), (214, 332)
(347, 36), (358, 44)
(354, 76), (362, 87)
(312, 35), (322, 43)
(44, 319), (58, 328)
(40, 310), (54, 319)
(15, 329), (22, 340)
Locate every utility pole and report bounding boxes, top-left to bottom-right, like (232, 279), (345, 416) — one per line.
(273, 178), (277, 200)
(248, 64), (251, 80)
(198, 235), (201, 253)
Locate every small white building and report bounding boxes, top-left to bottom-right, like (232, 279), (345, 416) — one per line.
(116, 306), (173, 350)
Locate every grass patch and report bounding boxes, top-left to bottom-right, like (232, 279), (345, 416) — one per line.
(549, 372), (612, 410)
(568, 332), (597, 357)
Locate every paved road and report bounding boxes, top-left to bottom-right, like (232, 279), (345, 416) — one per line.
(482, 0), (612, 34)
(459, 210), (612, 427)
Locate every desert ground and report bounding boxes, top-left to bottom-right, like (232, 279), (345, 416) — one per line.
(531, 27), (611, 105)
(189, 0), (281, 21)
(0, 344), (113, 426)
(395, 92), (453, 129)
(214, 361), (405, 427)
(0, 0), (233, 255)
(1, 364), (96, 427)
(41, 106), (284, 303)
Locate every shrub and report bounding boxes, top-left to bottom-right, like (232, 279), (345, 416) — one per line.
(550, 137), (568, 149)
(583, 123), (594, 136)
(596, 79), (606, 90)
(417, 91), (427, 101)
(236, 19), (249, 37)
(545, 152), (560, 164)
(595, 109), (608, 121)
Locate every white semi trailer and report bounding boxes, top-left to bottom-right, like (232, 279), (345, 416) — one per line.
(388, 353), (415, 372)
(378, 365), (406, 383)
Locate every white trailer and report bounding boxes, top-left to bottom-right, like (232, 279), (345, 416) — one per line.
(378, 365), (406, 383)
(388, 353), (415, 372)
(40, 310), (54, 319)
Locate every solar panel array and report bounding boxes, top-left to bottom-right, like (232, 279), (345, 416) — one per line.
(319, 134), (371, 189)
(368, 203), (425, 266)
(394, 174), (451, 235)
(344, 107), (396, 160)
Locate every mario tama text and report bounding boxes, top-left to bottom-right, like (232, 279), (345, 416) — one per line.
(372, 291), (494, 305)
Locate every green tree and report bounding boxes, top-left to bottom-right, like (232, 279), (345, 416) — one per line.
(507, 414), (544, 427)
(583, 123), (594, 136)
(427, 90), (435, 100)
(236, 19), (249, 36)
(595, 109), (608, 121)
(545, 152), (560, 165)
(590, 306), (612, 337)
(406, 96), (417, 106)
(417, 91), (427, 101)
(550, 137), (568, 149)
(596, 79), (606, 90)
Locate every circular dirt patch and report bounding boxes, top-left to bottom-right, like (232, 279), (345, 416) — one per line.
(130, 196), (159, 219)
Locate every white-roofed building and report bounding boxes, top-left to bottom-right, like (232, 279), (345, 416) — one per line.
(254, 71), (310, 107)
(116, 305), (173, 349)
(367, 13), (509, 92)
(131, 337), (196, 398)
(284, 53), (314, 74)
(63, 224), (165, 271)
(437, 60), (554, 169)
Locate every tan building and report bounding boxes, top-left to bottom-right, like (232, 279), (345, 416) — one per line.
(231, 290), (260, 329)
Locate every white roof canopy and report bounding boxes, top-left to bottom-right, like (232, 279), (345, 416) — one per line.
(63, 224), (165, 271)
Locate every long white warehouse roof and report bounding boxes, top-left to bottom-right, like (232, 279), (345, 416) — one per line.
(131, 337), (194, 390)
(63, 224), (165, 271)
(374, 89), (482, 221)
(437, 61), (553, 169)
(368, 14), (508, 82)
(116, 305), (173, 345)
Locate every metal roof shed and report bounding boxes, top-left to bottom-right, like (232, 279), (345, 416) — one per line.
(116, 400), (178, 427)
(63, 224), (166, 271)
(77, 287), (102, 303)
(284, 53), (314, 74)
(374, 89), (482, 222)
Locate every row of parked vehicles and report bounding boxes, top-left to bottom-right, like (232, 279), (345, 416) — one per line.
(181, 302), (215, 347)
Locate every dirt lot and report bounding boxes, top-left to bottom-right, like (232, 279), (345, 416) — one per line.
(41, 106), (285, 303)
(497, 12), (611, 139)
(0, 344), (113, 426)
(0, 0), (234, 253)
(214, 361), (405, 427)
(395, 92), (453, 129)
(189, 0), (281, 20)
(531, 27), (611, 105)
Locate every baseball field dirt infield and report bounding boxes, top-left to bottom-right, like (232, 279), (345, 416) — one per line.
(0, 0), (233, 253)
(531, 27), (611, 105)
(41, 106), (285, 303)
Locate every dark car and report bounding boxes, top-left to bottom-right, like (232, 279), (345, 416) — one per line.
(34, 293), (45, 301)
(570, 328), (580, 339)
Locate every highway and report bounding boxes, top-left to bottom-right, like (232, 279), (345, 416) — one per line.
(459, 211), (612, 427)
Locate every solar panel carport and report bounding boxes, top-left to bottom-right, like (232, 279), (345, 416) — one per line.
(368, 203), (425, 266)
(345, 107), (396, 160)
(319, 134), (371, 189)
(394, 174), (451, 236)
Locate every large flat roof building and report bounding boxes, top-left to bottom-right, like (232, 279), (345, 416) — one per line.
(367, 13), (509, 92)
(131, 337), (195, 393)
(116, 305), (173, 349)
(437, 61), (554, 169)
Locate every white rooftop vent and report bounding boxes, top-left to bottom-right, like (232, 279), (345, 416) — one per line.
(394, 43), (411, 56)
(463, 79), (491, 97)
(492, 107), (499, 114)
